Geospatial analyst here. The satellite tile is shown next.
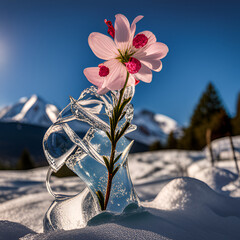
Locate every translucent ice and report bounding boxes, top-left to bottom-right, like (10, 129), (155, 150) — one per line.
(43, 86), (139, 230)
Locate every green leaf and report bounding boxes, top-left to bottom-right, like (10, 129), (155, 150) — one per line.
(123, 97), (132, 105)
(115, 129), (120, 141)
(112, 108), (117, 127)
(113, 106), (119, 121)
(109, 117), (115, 141)
(109, 117), (113, 129)
(105, 131), (111, 141)
(119, 97), (131, 114)
(122, 97), (132, 107)
(112, 165), (120, 178)
(96, 190), (105, 211)
(114, 153), (122, 164)
(119, 111), (126, 121)
(103, 156), (110, 171)
(116, 121), (130, 142)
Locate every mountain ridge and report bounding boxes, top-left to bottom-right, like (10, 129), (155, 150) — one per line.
(128, 108), (182, 146)
(0, 95), (59, 127)
(0, 95), (182, 146)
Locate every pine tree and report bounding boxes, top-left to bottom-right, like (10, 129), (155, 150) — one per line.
(236, 92), (240, 117)
(190, 83), (224, 127)
(232, 92), (240, 135)
(178, 82), (228, 150)
(210, 109), (231, 140)
(149, 140), (162, 151)
(16, 149), (35, 170)
(166, 131), (178, 149)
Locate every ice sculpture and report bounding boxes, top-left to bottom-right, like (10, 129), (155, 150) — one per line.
(42, 11), (169, 230)
(43, 85), (140, 230)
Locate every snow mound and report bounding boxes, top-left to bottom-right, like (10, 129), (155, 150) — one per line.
(148, 177), (240, 214)
(21, 177), (240, 240)
(21, 223), (167, 240)
(190, 167), (238, 193)
(0, 95), (59, 127)
(0, 220), (35, 240)
(204, 135), (240, 160)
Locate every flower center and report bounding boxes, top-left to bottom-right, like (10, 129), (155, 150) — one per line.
(99, 65), (109, 77)
(125, 57), (141, 74)
(104, 19), (115, 39)
(133, 34), (148, 48)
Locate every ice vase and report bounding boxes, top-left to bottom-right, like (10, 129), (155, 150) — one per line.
(43, 85), (140, 231)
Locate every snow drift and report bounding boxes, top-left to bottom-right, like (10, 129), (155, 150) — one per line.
(17, 177), (240, 240)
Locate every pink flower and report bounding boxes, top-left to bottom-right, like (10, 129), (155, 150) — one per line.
(84, 14), (169, 94)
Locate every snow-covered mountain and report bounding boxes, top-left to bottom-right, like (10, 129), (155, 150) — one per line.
(0, 97), (181, 146)
(128, 109), (182, 146)
(0, 95), (59, 127)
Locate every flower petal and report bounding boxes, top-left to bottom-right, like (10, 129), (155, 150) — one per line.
(114, 14), (131, 52)
(132, 31), (156, 57)
(140, 58), (162, 72)
(138, 31), (156, 46)
(84, 67), (104, 87)
(104, 59), (127, 91)
(130, 15), (144, 38)
(134, 41), (169, 60)
(88, 32), (118, 60)
(133, 63), (152, 83)
(144, 42), (169, 59)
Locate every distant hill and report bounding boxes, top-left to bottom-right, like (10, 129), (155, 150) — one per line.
(0, 121), (91, 169)
(0, 121), (47, 167)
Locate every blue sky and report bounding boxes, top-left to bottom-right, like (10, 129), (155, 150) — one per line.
(0, 0), (240, 125)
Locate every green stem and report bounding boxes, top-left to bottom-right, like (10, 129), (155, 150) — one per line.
(117, 72), (130, 109)
(103, 72), (130, 210)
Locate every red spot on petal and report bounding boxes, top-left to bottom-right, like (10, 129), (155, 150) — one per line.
(125, 58), (141, 74)
(133, 34), (148, 48)
(104, 19), (115, 39)
(99, 65), (109, 77)
(135, 79), (140, 85)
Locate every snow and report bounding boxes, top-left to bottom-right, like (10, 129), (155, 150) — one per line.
(13, 95), (39, 122)
(45, 104), (59, 123)
(1, 147), (240, 239)
(222, 179), (240, 197)
(19, 177), (240, 240)
(189, 167), (238, 193)
(154, 113), (179, 135)
(127, 109), (182, 145)
(204, 135), (240, 161)
(19, 97), (28, 104)
(0, 221), (35, 240)
(0, 106), (11, 118)
(21, 223), (169, 240)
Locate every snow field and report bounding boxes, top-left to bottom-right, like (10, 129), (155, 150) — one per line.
(0, 148), (240, 239)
